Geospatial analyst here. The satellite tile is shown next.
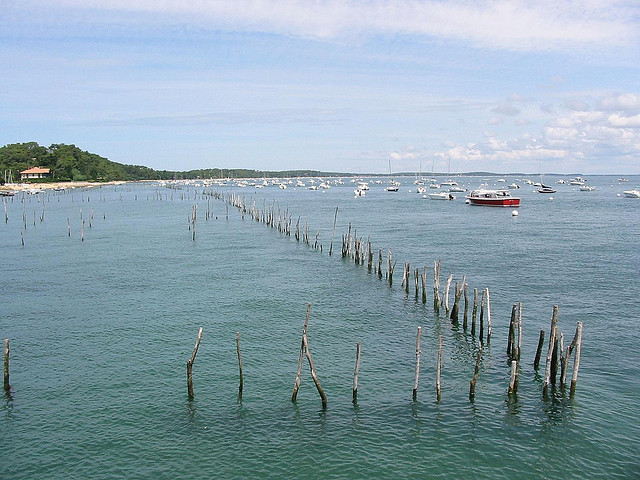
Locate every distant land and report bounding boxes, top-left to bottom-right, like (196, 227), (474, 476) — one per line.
(1, 142), (595, 184)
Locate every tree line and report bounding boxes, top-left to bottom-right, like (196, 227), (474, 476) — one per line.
(0, 142), (347, 184)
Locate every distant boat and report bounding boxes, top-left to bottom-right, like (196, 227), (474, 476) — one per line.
(385, 185), (399, 192)
(440, 180), (458, 186)
(508, 183), (520, 189)
(579, 185), (595, 191)
(428, 191), (455, 201)
(623, 189), (640, 198)
(538, 187), (556, 194)
(619, 178), (629, 182)
(448, 186), (466, 192)
(466, 189), (520, 207)
(570, 177), (586, 185)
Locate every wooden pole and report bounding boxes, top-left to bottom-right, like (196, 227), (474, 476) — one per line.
(413, 326), (422, 401)
(433, 260), (441, 314)
(469, 346), (482, 400)
(508, 360), (518, 395)
(436, 335), (443, 401)
(444, 274), (453, 315)
(543, 305), (559, 395)
(291, 303), (311, 402)
(570, 322), (583, 396)
(479, 288), (486, 342)
(3, 339), (9, 392)
(507, 304), (517, 357)
(236, 332), (243, 400)
(353, 342), (361, 404)
(471, 288), (478, 336)
(463, 281), (469, 329)
(186, 327), (204, 399)
(303, 333), (327, 410)
(516, 302), (523, 361)
(533, 329), (545, 370)
(486, 288), (492, 344)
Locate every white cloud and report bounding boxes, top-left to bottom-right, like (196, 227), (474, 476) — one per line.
(436, 90), (640, 172)
(18, 0), (640, 52)
(608, 113), (640, 128)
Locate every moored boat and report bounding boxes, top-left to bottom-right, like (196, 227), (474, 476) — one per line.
(466, 189), (520, 207)
(623, 189), (640, 198)
(428, 191), (455, 200)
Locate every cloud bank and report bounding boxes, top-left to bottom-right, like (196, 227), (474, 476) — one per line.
(17, 0), (640, 52)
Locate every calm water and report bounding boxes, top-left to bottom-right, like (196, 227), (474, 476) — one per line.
(1, 176), (639, 479)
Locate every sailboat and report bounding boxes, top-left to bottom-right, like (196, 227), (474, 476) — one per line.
(537, 163), (555, 193)
(385, 158), (399, 192)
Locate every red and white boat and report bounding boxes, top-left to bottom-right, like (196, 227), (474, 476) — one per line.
(466, 189), (520, 207)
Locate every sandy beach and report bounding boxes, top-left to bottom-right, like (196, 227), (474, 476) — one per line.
(1, 181), (127, 192)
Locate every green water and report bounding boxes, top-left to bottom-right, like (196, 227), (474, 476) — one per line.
(1, 177), (639, 479)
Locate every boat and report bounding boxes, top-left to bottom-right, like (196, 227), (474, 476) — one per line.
(354, 188), (366, 197)
(569, 176), (586, 185)
(448, 186), (466, 192)
(466, 189), (520, 207)
(428, 191), (455, 200)
(416, 186), (427, 194)
(623, 189), (640, 198)
(579, 185), (595, 191)
(440, 180), (458, 186)
(618, 178), (629, 182)
(0, 190), (15, 196)
(385, 185), (399, 192)
(508, 183), (520, 189)
(538, 187), (556, 194)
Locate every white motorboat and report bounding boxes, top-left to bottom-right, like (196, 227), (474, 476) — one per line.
(623, 189), (640, 198)
(579, 185), (595, 191)
(428, 192), (455, 200)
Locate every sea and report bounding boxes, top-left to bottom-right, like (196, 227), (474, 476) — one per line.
(1, 175), (639, 479)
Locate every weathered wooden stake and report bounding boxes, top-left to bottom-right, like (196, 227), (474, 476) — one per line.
(329, 206), (338, 256)
(292, 303), (311, 402)
(507, 304), (517, 357)
(3, 339), (9, 392)
(353, 342), (361, 404)
(486, 288), (492, 344)
(469, 346), (483, 400)
(236, 332), (243, 400)
(471, 288), (478, 336)
(433, 260), (442, 314)
(186, 326), (204, 399)
(413, 326), (422, 401)
(444, 274), (453, 315)
(516, 302), (523, 361)
(534, 329), (545, 369)
(463, 283), (469, 329)
(508, 360), (518, 395)
(570, 322), (583, 396)
(479, 288), (486, 342)
(436, 335), (443, 401)
(303, 333), (327, 410)
(543, 305), (559, 395)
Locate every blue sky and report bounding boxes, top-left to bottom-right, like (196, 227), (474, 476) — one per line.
(2, 1), (639, 174)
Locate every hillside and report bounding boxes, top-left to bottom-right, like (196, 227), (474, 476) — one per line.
(0, 142), (347, 183)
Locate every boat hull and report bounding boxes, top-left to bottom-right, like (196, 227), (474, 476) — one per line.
(467, 197), (520, 207)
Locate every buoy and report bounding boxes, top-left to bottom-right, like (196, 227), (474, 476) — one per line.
(465, 199), (470, 204)
(512, 210), (518, 216)
(549, 197), (554, 200)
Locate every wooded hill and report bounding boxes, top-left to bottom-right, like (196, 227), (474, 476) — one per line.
(0, 142), (347, 183)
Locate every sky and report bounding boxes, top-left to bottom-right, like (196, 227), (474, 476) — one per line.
(1, 1), (639, 174)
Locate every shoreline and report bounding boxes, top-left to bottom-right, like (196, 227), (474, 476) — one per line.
(0, 181), (128, 192)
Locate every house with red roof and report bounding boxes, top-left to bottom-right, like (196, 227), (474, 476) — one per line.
(20, 167), (51, 180)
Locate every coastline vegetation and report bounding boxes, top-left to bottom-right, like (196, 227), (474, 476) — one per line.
(0, 142), (347, 184)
